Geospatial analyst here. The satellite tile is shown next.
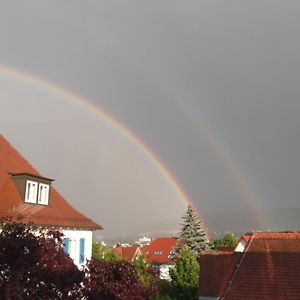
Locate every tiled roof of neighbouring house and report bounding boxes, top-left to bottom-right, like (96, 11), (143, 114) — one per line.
(143, 237), (177, 264)
(198, 252), (242, 298)
(113, 246), (140, 260)
(0, 134), (101, 230)
(199, 232), (300, 300)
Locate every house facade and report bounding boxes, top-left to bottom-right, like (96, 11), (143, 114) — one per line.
(0, 135), (101, 267)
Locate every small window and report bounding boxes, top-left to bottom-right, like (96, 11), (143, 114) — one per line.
(25, 180), (38, 204)
(38, 183), (49, 205)
(69, 239), (77, 261)
(79, 238), (85, 264)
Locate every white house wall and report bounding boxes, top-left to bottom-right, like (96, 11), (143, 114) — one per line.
(62, 229), (93, 267)
(159, 264), (174, 280)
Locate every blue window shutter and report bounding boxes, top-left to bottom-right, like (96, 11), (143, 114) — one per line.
(79, 238), (85, 263)
(63, 238), (69, 254)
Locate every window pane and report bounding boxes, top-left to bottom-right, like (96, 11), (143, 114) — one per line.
(25, 180), (38, 203)
(38, 183), (49, 205)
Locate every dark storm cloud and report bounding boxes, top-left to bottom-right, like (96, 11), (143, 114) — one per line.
(0, 1), (300, 236)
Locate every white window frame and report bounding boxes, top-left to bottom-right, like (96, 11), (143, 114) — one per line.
(37, 183), (49, 205)
(68, 239), (78, 262)
(25, 180), (38, 204)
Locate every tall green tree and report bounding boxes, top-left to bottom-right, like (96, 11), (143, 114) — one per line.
(176, 204), (209, 258)
(169, 246), (200, 300)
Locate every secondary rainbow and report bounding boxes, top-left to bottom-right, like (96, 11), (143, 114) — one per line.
(132, 69), (267, 230)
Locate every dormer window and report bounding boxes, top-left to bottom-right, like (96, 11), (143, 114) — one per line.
(11, 173), (53, 206)
(25, 180), (49, 205)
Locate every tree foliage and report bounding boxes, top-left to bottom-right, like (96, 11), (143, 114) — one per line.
(83, 259), (158, 300)
(169, 246), (200, 300)
(91, 240), (103, 260)
(210, 233), (238, 249)
(0, 221), (83, 299)
(92, 241), (120, 262)
(132, 254), (158, 291)
(176, 204), (209, 258)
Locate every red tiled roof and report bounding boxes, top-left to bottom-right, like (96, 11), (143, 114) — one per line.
(198, 232), (300, 300)
(225, 232), (300, 299)
(215, 246), (235, 252)
(143, 237), (177, 264)
(247, 232), (300, 252)
(113, 246), (140, 260)
(198, 252), (242, 297)
(0, 135), (101, 229)
(240, 234), (251, 242)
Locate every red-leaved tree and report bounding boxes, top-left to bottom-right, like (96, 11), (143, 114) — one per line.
(83, 259), (158, 300)
(0, 221), (84, 299)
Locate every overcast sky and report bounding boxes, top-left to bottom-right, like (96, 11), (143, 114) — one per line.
(0, 1), (300, 238)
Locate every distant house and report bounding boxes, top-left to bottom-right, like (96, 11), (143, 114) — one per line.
(113, 245), (142, 261)
(0, 135), (102, 266)
(134, 236), (151, 247)
(143, 237), (177, 280)
(198, 232), (300, 300)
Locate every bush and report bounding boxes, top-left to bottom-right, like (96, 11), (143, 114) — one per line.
(132, 255), (158, 291)
(0, 221), (83, 299)
(83, 259), (158, 300)
(155, 279), (174, 299)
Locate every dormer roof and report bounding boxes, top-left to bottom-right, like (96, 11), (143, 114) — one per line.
(0, 134), (101, 230)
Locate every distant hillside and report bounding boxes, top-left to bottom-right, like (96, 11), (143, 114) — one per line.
(98, 208), (300, 243)
(203, 208), (300, 237)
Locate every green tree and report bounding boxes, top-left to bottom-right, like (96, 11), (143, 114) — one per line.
(176, 204), (209, 258)
(210, 233), (238, 249)
(133, 255), (158, 290)
(169, 246), (200, 300)
(91, 241), (120, 262)
(91, 241), (102, 260)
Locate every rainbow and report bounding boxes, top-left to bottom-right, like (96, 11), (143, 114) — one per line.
(0, 65), (200, 217)
(0, 64), (267, 231)
(170, 100), (267, 229)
